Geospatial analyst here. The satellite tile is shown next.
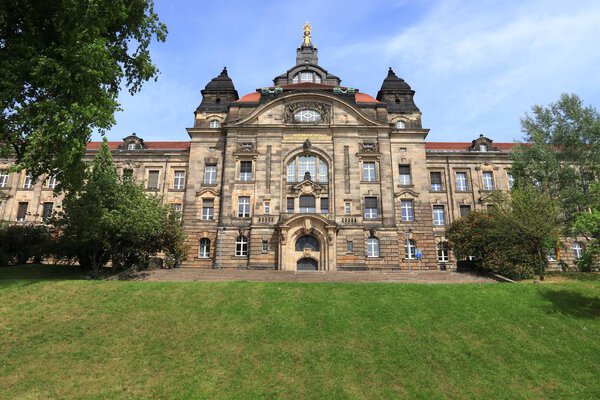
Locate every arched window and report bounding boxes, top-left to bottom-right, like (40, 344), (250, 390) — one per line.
(437, 242), (449, 262)
(294, 109), (321, 123)
(236, 236), (248, 256)
(209, 120), (221, 128)
(404, 239), (416, 260)
(572, 242), (584, 259)
(127, 143), (136, 150)
(299, 195), (316, 213)
(395, 121), (406, 129)
(198, 238), (210, 258)
(292, 71), (322, 84)
(367, 237), (380, 258)
(295, 235), (320, 251)
(287, 155), (328, 183)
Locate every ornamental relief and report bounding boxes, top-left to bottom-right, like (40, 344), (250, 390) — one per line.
(284, 102), (332, 124)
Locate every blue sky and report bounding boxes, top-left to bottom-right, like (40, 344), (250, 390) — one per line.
(101, 0), (600, 143)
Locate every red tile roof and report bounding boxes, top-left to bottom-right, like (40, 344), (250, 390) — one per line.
(236, 92), (261, 102)
(355, 93), (380, 103)
(86, 142), (191, 150)
(425, 142), (520, 151)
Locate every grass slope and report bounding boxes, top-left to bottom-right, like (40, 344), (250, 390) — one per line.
(1, 265), (599, 399)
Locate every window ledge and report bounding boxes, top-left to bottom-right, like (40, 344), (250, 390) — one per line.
(169, 188), (185, 192)
(397, 184), (414, 188)
(360, 181), (380, 184)
(235, 180), (256, 184)
(202, 183), (218, 187)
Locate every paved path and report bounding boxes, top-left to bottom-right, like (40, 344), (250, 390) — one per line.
(135, 268), (498, 284)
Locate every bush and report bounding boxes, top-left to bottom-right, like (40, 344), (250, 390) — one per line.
(0, 224), (54, 264)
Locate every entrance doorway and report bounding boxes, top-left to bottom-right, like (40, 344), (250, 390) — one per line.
(297, 257), (318, 271)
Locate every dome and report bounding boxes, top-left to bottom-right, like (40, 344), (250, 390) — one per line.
(379, 67), (412, 91)
(203, 67), (237, 92)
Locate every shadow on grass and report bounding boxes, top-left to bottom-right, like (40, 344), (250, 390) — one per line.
(541, 289), (600, 319)
(0, 264), (116, 287)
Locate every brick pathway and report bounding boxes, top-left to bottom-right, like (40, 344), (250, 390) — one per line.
(137, 268), (498, 284)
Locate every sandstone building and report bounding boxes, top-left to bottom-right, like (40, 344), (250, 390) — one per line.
(0, 26), (584, 270)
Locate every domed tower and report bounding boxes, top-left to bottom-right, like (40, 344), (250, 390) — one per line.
(376, 67), (422, 129)
(194, 67), (239, 128)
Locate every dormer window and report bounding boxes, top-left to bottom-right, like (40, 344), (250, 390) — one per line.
(395, 121), (406, 129)
(292, 71), (322, 84)
(294, 109), (321, 123)
(127, 143), (136, 150)
(479, 144), (488, 152)
(209, 120), (221, 128)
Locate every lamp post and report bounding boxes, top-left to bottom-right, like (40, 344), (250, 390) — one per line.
(403, 228), (412, 272)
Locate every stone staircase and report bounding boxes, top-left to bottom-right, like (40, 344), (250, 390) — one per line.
(142, 268), (497, 283)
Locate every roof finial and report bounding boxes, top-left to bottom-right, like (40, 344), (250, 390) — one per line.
(220, 66), (228, 76)
(303, 22), (312, 47)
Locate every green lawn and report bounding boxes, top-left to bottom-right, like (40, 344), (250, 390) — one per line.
(1, 265), (599, 399)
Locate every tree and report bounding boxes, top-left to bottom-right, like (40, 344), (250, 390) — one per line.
(446, 187), (562, 280)
(572, 182), (600, 271)
(0, 1), (167, 191)
(511, 94), (600, 225)
(55, 139), (185, 277)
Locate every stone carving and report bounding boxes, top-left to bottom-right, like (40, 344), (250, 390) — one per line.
(344, 145), (350, 194)
(303, 139), (312, 152)
(237, 142), (255, 152)
(284, 102), (332, 124)
(266, 145), (272, 193)
(360, 142), (379, 153)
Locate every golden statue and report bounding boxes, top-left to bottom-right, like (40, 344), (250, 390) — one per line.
(303, 21), (312, 46)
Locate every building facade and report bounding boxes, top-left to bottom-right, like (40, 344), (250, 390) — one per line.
(0, 27), (584, 270)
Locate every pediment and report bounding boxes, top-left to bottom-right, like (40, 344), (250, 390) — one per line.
(395, 188), (420, 198)
(292, 179), (325, 196)
(196, 187), (220, 197)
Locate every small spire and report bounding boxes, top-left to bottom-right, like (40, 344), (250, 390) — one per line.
(387, 67), (396, 77)
(220, 67), (228, 76)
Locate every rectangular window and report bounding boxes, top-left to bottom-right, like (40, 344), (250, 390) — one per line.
(507, 172), (515, 189)
(287, 197), (294, 213)
(482, 171), (494, 191)
(44, 175), (58, 189)
(430, 171), (442, 191)
(172, 203), (183, 220)
(147, 170), (159, 189)
(262, 240), (269, 252)
(433, 205), (445, 226)
(399, 165), (412, 186)
(344, 202), (351, 215)
(204, 165), (217, 184)
(264, 200), (270, 215)
(362, 161), (376, 182)
(404, 239), (416, 259)
(346, 241), (353, 253)
(455, 172), (468, 192)
(16, 202), (28, 222)
(239, 161), (253, 181)
(173, 171), (185, 190)
(202, 199), (214, 220)
(42, 202), (53, 221)
(437, 243), (449, 262)
(320, 197), (329, 214)
(287, 162), (295, 182)
(23, 171), (33, 189)
(299, 195), (316, 213)
(0, 170), (8, 188)
(364, 197), (378, 219)
(238, 196), (250, 217)
(459, 205), (471, 217)
(400, 199), (414, 222)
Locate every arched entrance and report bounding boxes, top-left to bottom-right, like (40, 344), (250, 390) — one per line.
(277, 214), (337, 271)
(297, 257), (318, 271)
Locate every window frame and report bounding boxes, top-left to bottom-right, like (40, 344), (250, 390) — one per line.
(42, 202), (54, 221)
(204, 164), (217, 185)
(362, 161), (377, 182)
(235, 236), (249, 257)
(209, 120), (221, 129)
(367, 237), (380, 258)
(364, 196), (379, 219)
(237, 196), (251, 218)
(202, 198), (214, 220)
(398, 165), (412, 186)
(239, 160), (253, 182)
(404, 239), (417, 260)
(0, 170), (9, 188)
(482, 171), (494, 191)
(433, 205), (446, 226)
(455, 171), (468, 192)
(147, 170), (160, 190)
(199, 238), (210, 258)
(430, 171), (443, 192)
(400, 199), (414, 222)
(173, 170), (186, 190)
(572, 242), (584, 259)
(437, 242), (449, 262)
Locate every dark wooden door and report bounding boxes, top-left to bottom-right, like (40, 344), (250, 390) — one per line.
(297, 258), (318, 271)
